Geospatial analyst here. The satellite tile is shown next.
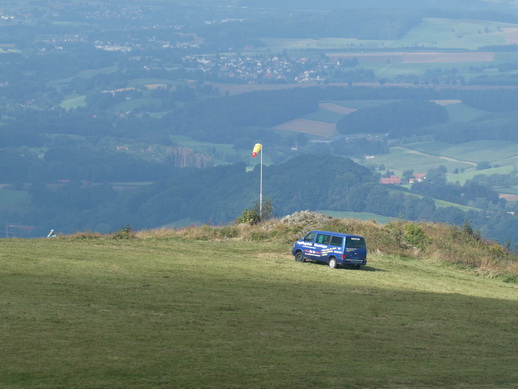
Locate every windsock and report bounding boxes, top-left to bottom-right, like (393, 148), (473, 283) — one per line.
(252, 143), (262, 158)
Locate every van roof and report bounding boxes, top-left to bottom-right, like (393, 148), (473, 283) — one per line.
(310, 230), (364, 239)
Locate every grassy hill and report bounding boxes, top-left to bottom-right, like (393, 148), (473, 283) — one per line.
(1, 214), (517, 388)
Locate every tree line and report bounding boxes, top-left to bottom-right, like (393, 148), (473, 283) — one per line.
(2, 154), (517, 248)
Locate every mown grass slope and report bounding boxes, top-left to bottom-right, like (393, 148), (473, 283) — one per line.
(1, 215), (517, 388)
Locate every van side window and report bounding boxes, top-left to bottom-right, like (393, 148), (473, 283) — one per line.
(316, 234), (331, 244)
(346, 237), (366, 249)
(303, 232), (316, 242)
(330, 236), (343, 247)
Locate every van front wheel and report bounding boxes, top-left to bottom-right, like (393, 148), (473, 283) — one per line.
(328, 257), (337, 269)
(295, 252), (306, 263)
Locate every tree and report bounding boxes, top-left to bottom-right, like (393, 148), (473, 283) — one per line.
(402, 169), (415, 183)
(476, 161), (491, 170)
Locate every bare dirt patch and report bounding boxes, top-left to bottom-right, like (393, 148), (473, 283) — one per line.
(319, 102), (357, 115)
(499, 193), (518, 202)
(274, 119), (337, 137)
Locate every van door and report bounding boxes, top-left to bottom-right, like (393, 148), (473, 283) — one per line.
(345, 236), (367, 262)
(314, 233), (332, 262)
(299, 232), (318, 260)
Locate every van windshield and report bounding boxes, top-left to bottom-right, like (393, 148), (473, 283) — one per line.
(346, 237), (366, 249)
(303, 232), (316, 242)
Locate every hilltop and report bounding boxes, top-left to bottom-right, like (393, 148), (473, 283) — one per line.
(1, 212), (517, 388)
(80, 211), (518, 281)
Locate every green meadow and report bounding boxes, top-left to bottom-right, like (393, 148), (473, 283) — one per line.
(368, 147), (467, 174)
(396, 18), (512, 50)
(303, 108), (345, 123)
(406, 141), (518, 165)
(259, 18), (518, 52)
(1, 222), (517, 388)
(442, 102), (488, 123)
(60, 94), (87, 110)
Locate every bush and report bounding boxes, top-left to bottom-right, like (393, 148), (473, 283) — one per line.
(112, 224), (136, 240)
(403, 223), (432, 250)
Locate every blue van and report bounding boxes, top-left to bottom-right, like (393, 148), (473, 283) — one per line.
(292, 230), (367, 269)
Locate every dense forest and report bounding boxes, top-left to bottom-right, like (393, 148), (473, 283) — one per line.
(336, 100), (449, 138)
(3, 154), (516, 247)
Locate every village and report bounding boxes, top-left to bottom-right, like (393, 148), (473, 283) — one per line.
(380, 172), (426, 185)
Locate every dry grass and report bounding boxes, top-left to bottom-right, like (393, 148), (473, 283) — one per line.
(126, 213), (518, 282)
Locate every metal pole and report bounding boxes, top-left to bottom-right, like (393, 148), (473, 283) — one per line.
(259, 145), (263, 220)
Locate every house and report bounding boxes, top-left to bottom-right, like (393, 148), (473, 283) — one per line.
(408, 173), (426, 184)
(380, 175), (402, 185)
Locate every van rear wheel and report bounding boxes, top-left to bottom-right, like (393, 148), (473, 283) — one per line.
(328, 257), (337, 269)
(295, 252), (306, 262)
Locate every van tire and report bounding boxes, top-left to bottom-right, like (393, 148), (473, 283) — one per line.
(328, 257), (337, 269)
(295, 252), (306, 263)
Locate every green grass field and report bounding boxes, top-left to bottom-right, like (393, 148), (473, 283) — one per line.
(60, 94), (87, 110)
(258, 17), (513, 52)
(303, 108), (345, 123)
(406, 141), (518, 165)
(1, 233), (517, 388)
(443, 102), (488, 122)
(369, 147), (467, 174)
(397, 18), (511, 50)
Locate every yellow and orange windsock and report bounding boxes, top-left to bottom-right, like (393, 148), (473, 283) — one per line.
(252, 143), (262, 158)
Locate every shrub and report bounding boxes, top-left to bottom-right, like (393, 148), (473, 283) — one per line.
(236, 208), (260, 225)
(112, 224), (136, 240)
(403, 223), (432, 250)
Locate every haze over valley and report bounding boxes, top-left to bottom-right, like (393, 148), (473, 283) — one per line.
(1, 0), (518, 248)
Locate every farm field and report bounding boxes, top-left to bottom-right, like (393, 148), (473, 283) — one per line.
(273, 118), (337, 137)
(447, 165), (517, 185)
(366, 147), (472, 174)
(0, 236), (517, 388)
(406, 141), (518, 166)
(442, 101), (489, 122)
(366, 142), (518, 184)
(396, 18), (514, 50)
(259, 18), (518, 53)
(302, 106), (346, 123)
(60, 94), (87, 110)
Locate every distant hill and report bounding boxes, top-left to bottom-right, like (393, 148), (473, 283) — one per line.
(239, 0), (489, 11)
